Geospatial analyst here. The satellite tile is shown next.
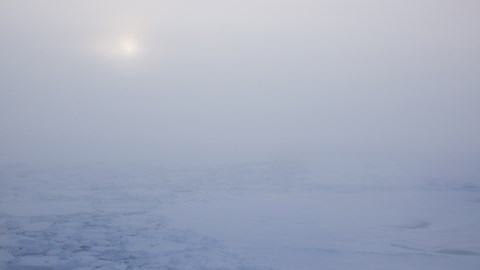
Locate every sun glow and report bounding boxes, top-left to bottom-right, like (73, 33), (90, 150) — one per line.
(121, 38), (138, 55)
(91, 34), (145, 62)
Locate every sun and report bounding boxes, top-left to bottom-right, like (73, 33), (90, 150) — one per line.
(121, 39), (138, 55)
(91, 35), (143, 60)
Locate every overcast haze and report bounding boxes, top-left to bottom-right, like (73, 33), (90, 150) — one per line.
(2, 2), (480, 269)
(1, 0), (479, 171)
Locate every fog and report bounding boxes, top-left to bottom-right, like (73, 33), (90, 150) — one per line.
(2, 2), (480, 269)
(1, 0), (479, 172)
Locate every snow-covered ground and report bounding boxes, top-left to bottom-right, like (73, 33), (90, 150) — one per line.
(1, 163), (479, 269)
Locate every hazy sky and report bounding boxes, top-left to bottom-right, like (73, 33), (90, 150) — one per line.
(1, 0), (479, 169)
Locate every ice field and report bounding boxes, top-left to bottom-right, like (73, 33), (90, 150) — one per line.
(1, 163), (479, 270)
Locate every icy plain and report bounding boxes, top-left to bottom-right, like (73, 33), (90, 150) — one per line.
(1, 163), (479, 270)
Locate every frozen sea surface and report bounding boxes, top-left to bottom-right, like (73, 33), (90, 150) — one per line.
(0, 163), (479, 270)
